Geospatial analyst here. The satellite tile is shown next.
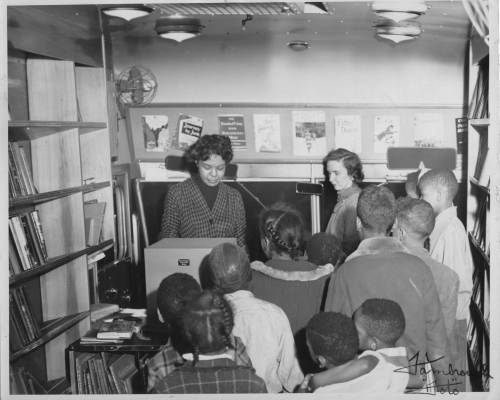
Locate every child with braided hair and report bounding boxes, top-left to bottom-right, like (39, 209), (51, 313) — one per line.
(248, 202), (335, 374)
(151, 289), (267, 394)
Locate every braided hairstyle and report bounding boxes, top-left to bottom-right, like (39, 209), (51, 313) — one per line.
(259, 201), (306, 260)
(181, 290), (234, 367)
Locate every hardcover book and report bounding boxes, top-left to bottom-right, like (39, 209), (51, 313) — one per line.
(97, 320), (135, 339)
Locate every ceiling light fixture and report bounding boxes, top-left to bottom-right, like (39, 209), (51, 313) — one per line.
(155, 16), (204, 43)
(374, 20), (422, 43)
(371, 1), (429, 22)
(288, 41), (310, 51)
(101, 4), (154, 21)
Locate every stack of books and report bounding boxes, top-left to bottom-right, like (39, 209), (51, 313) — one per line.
(9, 286), (42, 350)
(74, 352), (142, 394)
(8, 141), (38, 198)
(9, 211), (49, 275)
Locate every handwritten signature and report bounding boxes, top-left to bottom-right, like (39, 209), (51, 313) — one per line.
(393, 352), (493, 395)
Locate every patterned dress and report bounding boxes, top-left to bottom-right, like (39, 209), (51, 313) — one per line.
(158, 176), (248, 247)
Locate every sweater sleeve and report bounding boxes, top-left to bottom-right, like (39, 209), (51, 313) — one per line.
(158, 186), (181, 240)
(232, 191), (248, 248)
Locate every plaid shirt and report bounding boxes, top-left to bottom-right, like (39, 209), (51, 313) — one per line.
(147, 334), (252, 392)
(158, 177), (248, 247)
(151, 358), (267, 394)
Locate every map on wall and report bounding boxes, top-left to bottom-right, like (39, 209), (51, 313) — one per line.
(373, 115), (400, 153)
(142, 115), (170, 152)
(253, 114), (281, 153)
(334, 115), (362, 153)
(414, 113), (444, 147)
(292, 111), (327, 156)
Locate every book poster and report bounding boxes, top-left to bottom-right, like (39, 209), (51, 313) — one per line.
(218, 114), (247, 151)
(414, 113), (444, 147)
(292, 111), (327, 156)
(172, 114), (204, 151)
(333, 115), (362, 153)
(373, 115), (400, 153)
(253, 114), (281, 153)
(142, 115), (170, 152)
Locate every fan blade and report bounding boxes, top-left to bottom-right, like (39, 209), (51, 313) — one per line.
(132, 89), (144, 104)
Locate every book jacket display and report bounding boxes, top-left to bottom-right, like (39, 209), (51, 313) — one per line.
(8, 5), (115, 393)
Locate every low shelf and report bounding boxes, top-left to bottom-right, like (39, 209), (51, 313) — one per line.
(10, 239), (114, 287)
(10, 311), (91, 363)
(9, 181), (110, 212)
(8, 121), (107, 141)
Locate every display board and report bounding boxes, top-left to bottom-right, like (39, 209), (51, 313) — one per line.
(126, 103), (464, 163)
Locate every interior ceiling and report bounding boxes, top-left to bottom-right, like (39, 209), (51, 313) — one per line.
(104, 2), (471, 41)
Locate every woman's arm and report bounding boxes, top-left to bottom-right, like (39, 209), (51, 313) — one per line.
(158, 187), (181, 240)
(308, 356), (378, 391)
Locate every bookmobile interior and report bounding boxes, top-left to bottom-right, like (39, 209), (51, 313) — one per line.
(4, 0), (499, 396)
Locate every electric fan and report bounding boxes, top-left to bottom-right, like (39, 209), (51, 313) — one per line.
(115, 65), (158, 106)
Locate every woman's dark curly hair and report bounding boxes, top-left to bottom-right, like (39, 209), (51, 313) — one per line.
(323, 148), (364, 184)
(188, 134), (234, 163)
(181, 290), (234, 367)
(259, 202), (306, 260)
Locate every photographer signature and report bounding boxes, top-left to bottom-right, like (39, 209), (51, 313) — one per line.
(394, 352), (492, 395)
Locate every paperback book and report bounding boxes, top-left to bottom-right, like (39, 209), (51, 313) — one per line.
(97, 319), (135, 339)
(172, 114), (204, 151)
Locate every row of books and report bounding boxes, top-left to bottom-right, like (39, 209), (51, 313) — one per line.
(467, 56), (489, 120)
(471, 191), (489, 256)
(9, 211), (49, 275)
(8, 141), (38, 198)
(73, 352), (146, 394)
(9, 286), (42, 351)
(10, 366), (70, 394)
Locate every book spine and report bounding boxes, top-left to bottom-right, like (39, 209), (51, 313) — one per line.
(9, 217), (32, 270)
(106, 369), (118, 394)
(12, 288), (36, 342)
(10, 367), (18, 394)
(9, 233), (23, 275)
(25, 212), (45, 266)
(88, 359), (100, 394)
(31, 211), (49, 262)
(9, 312), (24, 352)
(11, 142), (30, 195)
(8, 142), (24, 197)
(19, 214), (40, 268)
(85, 370), (93, 394)
(18, 146), (37, 194)
(9, 293), (29, 346)
(97, 359), (110, 394)
(8, 168), (17, 198)
(21, 286), (42, 338)
(109, 366), (125, 394)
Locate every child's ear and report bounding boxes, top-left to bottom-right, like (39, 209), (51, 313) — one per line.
(370, 337), (381, 351)
(356, 217), (362, 232)
(317, 355), (328, 369)
(157, 309), (164, 323)
(436, 189), (443, 202)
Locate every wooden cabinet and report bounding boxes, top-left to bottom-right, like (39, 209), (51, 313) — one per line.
(8, 49), (114, 390)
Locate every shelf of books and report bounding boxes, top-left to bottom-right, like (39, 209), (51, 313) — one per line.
(10, 239), (114, 287)
(8, 121), (107, 141)
(10, 311), (91, 363)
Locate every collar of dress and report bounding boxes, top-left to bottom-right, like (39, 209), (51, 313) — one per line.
(250, 261), (333, 281)
(338, 184), (360, 201)
(346, 237), (410, 262)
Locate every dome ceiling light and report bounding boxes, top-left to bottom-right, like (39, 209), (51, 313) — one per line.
(371, 1), (429, 23)
(101, 4), (154, 21)
(374, 20), (422, 43)
(155, 16), (204, 43)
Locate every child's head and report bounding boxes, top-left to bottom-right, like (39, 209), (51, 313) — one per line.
(181, 289), (234, 366)
(394, 197), (435, 245)
(157, 273), (201, 330)
(259, 201), (306, 260)
(353, 298), (405, 351)
(418, 168), (458, 215)
(306, 312), (359, 369)
(208, 242), (252, 293)
(357, 186), (396, 237)
(405, 171), (420, 198)
(305, 232), (342, 266)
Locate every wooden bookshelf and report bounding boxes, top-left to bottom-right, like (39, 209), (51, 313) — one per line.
(468, 232), (490, 266)
(10, 311), (91, 363)
(8, 121), (107, 141)
(9, 181), (111, 212)
(10, 239), (114, 287)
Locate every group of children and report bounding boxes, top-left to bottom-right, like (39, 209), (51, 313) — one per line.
(147, 166), (472, 394)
